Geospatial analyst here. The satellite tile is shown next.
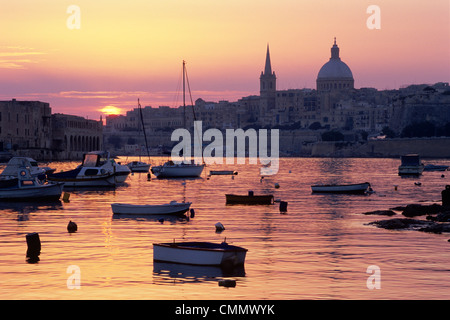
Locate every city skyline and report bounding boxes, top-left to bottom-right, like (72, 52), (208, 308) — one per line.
(0, 0), (448, 120)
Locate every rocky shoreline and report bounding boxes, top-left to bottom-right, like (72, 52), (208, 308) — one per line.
(363, 203), (450, 236)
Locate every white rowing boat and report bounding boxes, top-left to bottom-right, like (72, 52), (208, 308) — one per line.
(153, 241), (248, 266)
(111, 201), (191, 215)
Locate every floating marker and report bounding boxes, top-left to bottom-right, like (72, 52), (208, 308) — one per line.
(62, 192), (70, 202)
(219, 279), (236, 287)
(67, 220), (77, 233)
(26, 232), (41, 263)
(279, 201), (288, 213)
(275, 183), (280, 189)
(190, 208), (195, 218)
(215, 222), (225, 232)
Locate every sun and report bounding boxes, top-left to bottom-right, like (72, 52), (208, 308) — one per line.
(100, 105), (123, 115)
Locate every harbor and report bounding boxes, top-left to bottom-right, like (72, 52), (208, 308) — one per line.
(1, 156), (449, 299)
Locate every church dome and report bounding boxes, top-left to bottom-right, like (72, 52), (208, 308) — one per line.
(316, 38), (354, 91)
(317, 59), (353, 80)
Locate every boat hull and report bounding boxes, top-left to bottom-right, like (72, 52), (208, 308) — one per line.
(0, 182), (63, 201)
(398, 166), (424, 176)
(111, 202), (191, 215)
(311, 182), (370, 194)
(151, 164), (204, 178)
(48, 174), (116, 187)
(225, 194), (274, 205)
(153, 242), (247, 266)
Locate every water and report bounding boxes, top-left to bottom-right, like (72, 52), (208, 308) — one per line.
(0, 157), (449, 300)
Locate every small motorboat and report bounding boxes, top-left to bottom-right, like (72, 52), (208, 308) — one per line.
(127, 161), (151, 173)
(209, 170), (237, 176)
(311, 182), (371, 194)
(225, 191), (274, 205)
(153, 240), (248, 267)
(0, 168), (63, 201)
(424, 164), (449, 172)
(111, 201), (191, 215)
(398, 154), (424, 176)
(48, 151), (129, 187)
(1, 157), (55, 180)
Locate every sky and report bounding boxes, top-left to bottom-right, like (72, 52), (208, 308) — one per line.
(0, 0), (448, 120)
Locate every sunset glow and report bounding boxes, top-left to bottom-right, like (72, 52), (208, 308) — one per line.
(99, 105), (123, 116)
(0, 0), (448, 119)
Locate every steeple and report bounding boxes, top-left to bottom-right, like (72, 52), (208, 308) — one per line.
(264, 44), (272, 75)
(260, 44), (276, 97)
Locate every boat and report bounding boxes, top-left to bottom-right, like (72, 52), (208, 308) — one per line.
(1, 157), (55, 180)
(111, 201), (191, 215)
(153, 240), (248, 267)
(311, 182), (371, 194)
(127, 161), (151, 173)
(423, 164), (449, 171)
(152, 161), (205, 178)
(126, 99), (151, 173)
(47, 151), (127, 187)
(151, 61), (204, 178)
(398, 154), (424, 175)
(209, 170), (238, 176)
(225, 191), (274, 205)
(0, 168), (63, 201)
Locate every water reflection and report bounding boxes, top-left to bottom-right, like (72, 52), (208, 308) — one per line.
(112, 213), (191, 224)
(153, 262), (245, 285)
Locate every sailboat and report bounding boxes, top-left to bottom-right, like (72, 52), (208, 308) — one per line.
(151, 61), (205, 178)
(127, 99), (151, 173)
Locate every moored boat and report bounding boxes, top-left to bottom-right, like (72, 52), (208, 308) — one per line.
(225, 192), (274, 205)
(151, 161), (204, 178)
(1, 157), (55, 180)
(311, 182), (371, 194)
(111, 201), (191, 215)
(0, 168), (63, 201)
(209, 170), (237, 176)
(423, 164), (449, 172)
(398, 154), (424, 176)
(47, 151), (125, 187)
(153, 241), (248, 266)
(127, 161), (151, 173)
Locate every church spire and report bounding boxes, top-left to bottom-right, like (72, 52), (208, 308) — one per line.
(264, 44), (272, 75)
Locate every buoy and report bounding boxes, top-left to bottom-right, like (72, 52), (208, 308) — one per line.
(67, 220), (77, 233)
(279, 201), (288, 213)
(147, 173), (151, 181)
(158, 218), (164, 224)
(190, 208), (195, 218)
(215, 222), (225, 232)
(414, 182), (421, 186)
(62, 192), (70, 202)
(442, 185), (450, 207)
(26, 232), (41, 263)
(218, 279), (236, 287)
(394, 185), (398, 191)
(275, 183), (280, 189)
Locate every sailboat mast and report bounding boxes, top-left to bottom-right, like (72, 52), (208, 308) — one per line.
(138, 99), (151, 160)
(183, 60), (186, 129)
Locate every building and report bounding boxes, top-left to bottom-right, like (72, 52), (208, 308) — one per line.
(51, 113), (103, 160)
(316, 38), (354, 92)
(0, 99), (52, 158)
(0, 99), (103, 160)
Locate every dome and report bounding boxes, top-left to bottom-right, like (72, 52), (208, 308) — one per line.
(317, 59), (353, 80)
(316, 38), (354, 91)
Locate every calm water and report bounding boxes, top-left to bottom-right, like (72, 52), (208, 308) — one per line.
(0, 157), (449, 300)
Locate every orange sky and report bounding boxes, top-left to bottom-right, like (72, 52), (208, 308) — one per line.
(0, 0), (448, 120)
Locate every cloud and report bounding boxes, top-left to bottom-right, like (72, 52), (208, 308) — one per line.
(0, 46), (46, 69)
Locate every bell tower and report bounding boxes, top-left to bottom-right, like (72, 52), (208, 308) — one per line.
(260, 44), (276, 97)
